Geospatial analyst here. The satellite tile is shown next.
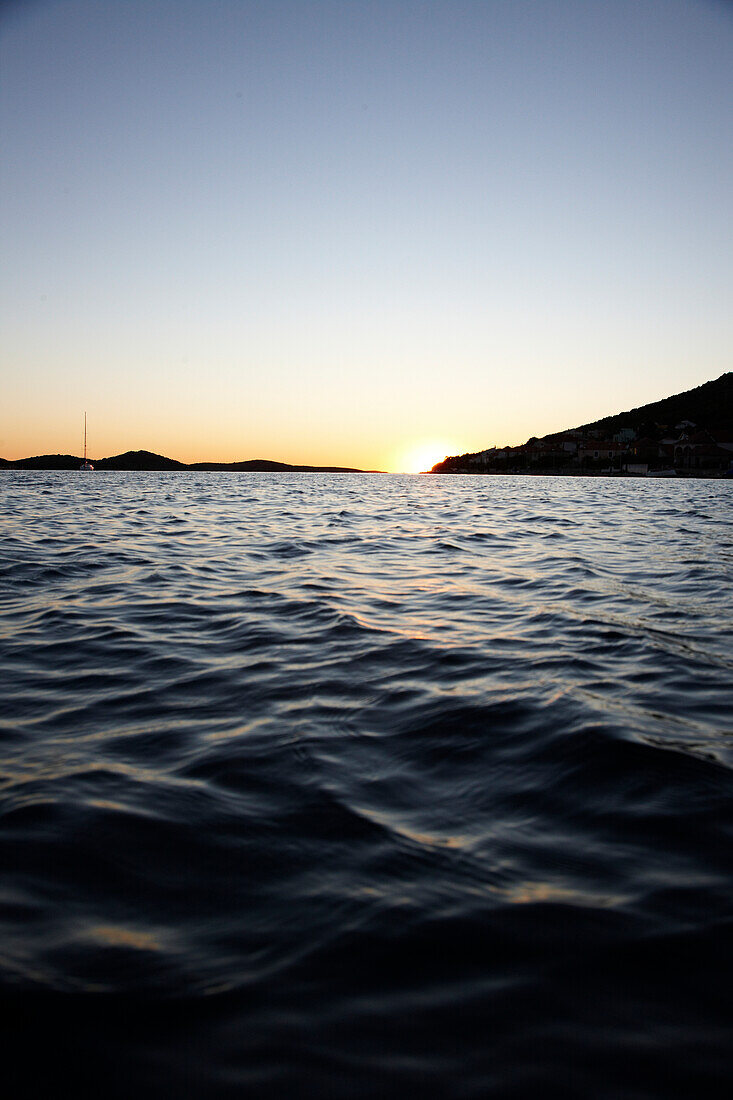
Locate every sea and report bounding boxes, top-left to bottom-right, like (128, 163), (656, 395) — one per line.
(1, 471), (732, 1098)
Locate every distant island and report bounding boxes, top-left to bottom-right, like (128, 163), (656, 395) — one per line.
(0, 451), (372, 473)
(431, 371), (733, 477)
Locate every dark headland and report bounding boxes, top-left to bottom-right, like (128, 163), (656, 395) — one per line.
(0, 450), (372, 473)
(431, 371), (733, 476)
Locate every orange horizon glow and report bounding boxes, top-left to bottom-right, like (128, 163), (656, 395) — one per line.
(0, 429), (469, 474)
(0, 411), (473, 474)
(393, 441), (463, 474)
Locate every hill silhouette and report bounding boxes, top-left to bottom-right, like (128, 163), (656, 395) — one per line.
(432, 372), (732, 473)
(550, 371), (732, 441)
(1, 449), (367, 473)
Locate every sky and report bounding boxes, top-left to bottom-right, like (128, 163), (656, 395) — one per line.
(1, 0), (731, 471)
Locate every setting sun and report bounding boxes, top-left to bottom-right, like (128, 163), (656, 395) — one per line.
(396, 442), (461, 474)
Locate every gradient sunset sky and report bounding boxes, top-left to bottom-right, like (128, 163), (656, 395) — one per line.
(2, 0), (731, 471)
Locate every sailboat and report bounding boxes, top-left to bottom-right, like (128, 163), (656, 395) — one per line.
(79, 412), (94, 470)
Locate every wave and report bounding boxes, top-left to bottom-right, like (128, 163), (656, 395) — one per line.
(1, 472), (731, 1096)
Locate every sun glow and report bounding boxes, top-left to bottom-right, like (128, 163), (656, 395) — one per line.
(396, 442), (460, 474)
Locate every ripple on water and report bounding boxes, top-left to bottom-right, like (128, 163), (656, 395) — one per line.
(0, 471), (732, 1098)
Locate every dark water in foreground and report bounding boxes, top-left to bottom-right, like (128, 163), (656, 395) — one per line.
(1, 471), (732, 1097)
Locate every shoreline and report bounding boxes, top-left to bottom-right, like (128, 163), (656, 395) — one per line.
(1, 467), (729, 479)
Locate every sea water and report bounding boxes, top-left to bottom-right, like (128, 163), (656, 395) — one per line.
(1, 471), (731, 1097)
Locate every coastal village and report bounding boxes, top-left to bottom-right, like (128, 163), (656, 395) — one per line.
(432, 372), (733, 477)
(434, 423), (733, 476)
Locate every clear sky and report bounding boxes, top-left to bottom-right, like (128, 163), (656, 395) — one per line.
(2, 0), (731, 471)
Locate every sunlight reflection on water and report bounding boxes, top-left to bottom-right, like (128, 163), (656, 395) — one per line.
(1, 471), (732, 1097)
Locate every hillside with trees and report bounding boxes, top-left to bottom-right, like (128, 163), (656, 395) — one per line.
(432, 372), (733, 476)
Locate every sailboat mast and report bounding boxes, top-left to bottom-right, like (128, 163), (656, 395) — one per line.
(79, 412), (94, 470)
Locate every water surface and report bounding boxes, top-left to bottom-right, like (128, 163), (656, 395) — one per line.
(1, 472), (732, 1097)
